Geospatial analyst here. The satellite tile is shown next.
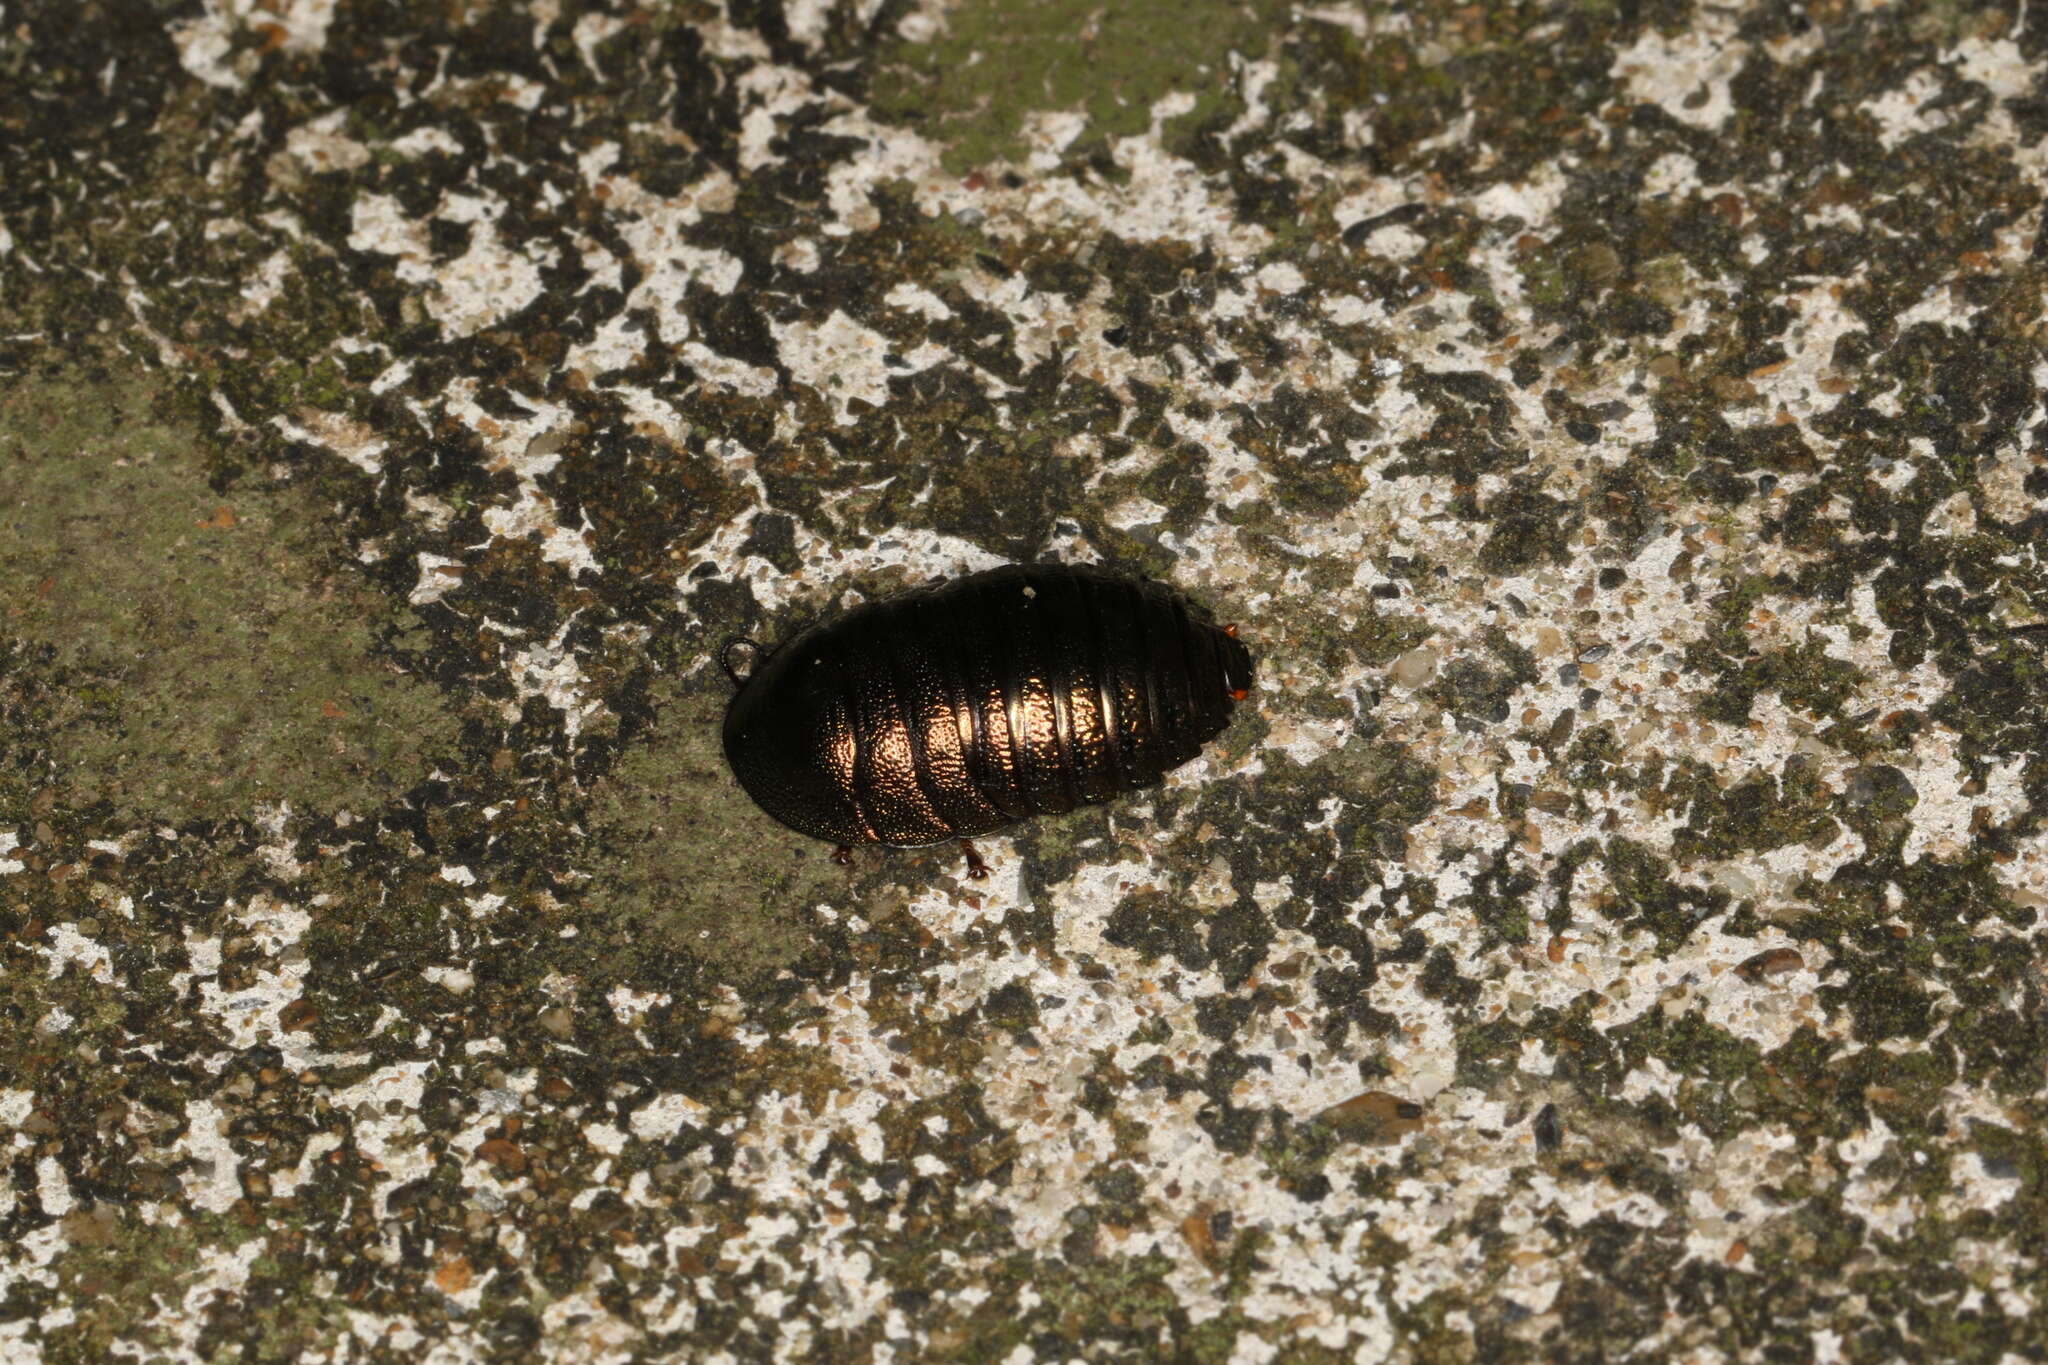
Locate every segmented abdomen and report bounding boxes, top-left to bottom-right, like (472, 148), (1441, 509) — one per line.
(723, 563), (1254, 848)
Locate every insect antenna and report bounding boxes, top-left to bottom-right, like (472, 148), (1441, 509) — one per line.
(720, 638), (765, 688)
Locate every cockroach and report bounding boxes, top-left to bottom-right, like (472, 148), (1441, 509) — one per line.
(721, 563), (1254, 877)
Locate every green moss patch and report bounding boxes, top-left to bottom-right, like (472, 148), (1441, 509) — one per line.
(0, 372), (461, 823)
(584, 674), (842, 987)
(37, 1213), (289, 1363)
(872, 0), (1289, 171)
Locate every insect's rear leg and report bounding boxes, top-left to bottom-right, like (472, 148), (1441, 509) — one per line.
(959, 840), (990, 880)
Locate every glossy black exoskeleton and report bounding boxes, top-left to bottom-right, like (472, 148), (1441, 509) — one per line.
(722, 563), (1254, 876)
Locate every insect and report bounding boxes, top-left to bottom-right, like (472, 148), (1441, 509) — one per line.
(721, 563), (1255, 877)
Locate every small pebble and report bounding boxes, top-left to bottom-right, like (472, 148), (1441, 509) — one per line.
(1392, 646), (1438, 689)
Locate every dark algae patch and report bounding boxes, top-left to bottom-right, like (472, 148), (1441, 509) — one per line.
(0, 373), (461, 823)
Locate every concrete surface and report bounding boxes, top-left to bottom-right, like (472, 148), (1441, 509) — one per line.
(2, 0), (2046, 1360)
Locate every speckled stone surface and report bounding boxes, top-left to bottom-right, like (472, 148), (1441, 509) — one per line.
(4, 1), (2047, 1361)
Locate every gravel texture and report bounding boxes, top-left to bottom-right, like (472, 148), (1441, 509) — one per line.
(3, 1), (2047, 1361)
